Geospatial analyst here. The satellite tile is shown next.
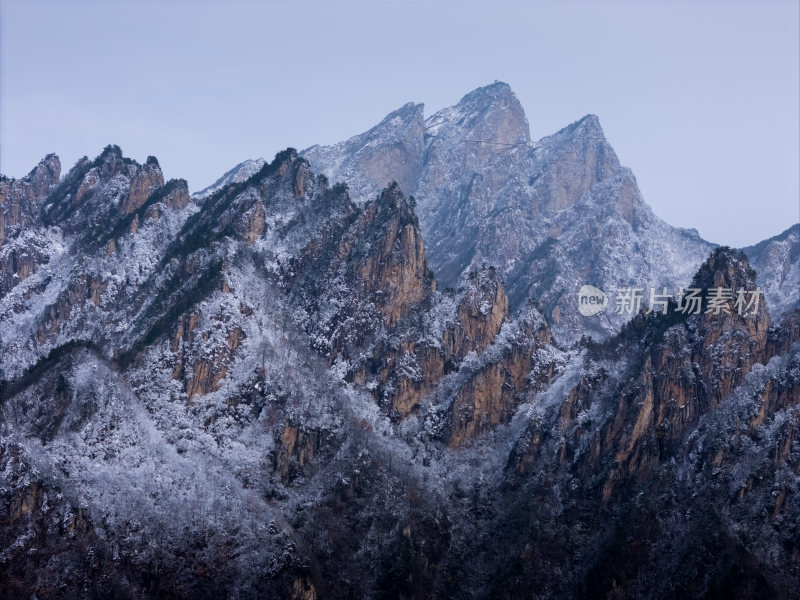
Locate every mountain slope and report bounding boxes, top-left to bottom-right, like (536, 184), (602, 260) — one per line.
(0, 147), (564, 598)
(743, 223), (800, 318)
(193, 157), (266, 200)
(0, 133), (798, 597)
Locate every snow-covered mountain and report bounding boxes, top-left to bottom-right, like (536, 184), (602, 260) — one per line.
(743, 223), (800, 318)
(303, 82), (718, 343)
(0, 93), (798, 598)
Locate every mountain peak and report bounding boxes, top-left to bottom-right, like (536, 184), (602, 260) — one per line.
(691, 246), (757, 290)
(458, 81), (519, 104)
(741, 224), (800, 318)
(573, 113), (604, 136)
(426, 81), (530, 145)
(359, 101), (424, 140)
(459, 80), (515, 102)
(386, 101), (424, 120)
(97, 144), (125, 163)
(21, 153), (61, 199)
(540, 113), (610, 148)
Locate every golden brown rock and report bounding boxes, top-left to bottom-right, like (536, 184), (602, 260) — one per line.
(444, 268), (508, 360)
(244, 202), (266, 244)
(275, 423), (325, 480)
(123, 162), (164, 214)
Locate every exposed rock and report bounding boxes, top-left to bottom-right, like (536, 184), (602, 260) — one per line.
(162, 177), (190, 209)
(303, 82), (715, 343)
(0, 154), (60, 244)
(349, 184), (434, 328)
(75, 166), (101, 205)
(0, 240), (52, 299)
(743, 223), (800, 318)
(294, 160), (311, 198)
(443, 267), (508, 360)
(303, 102), (425, 198)
(275, 422), (326, 481)
(548, 249), (798, 505)
(244, 202), (266, 244)
(448, 309), (552, 447)
(35, 273), (108, 343)
(290, 181), (434, 360)
(170, 310), (245, 398)
(0, 155), (61, 297)
(193, 158), (266, 200)
(1, 140), (798, 600)
(124, 158), (164, 214)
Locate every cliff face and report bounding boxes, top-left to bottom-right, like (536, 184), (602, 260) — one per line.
(444, 268), (508, 360)
(1, 134), (798, 600)
(321, 183), (435, 331)
(281, 181), (560, 447)
(515, 248), (785, 479)
(0, 154), (60, 245)
(0, 155), (61, 298)
(587, 249), (773, 502)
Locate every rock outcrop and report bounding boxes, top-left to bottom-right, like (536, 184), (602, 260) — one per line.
(0, 155), (62, 298)
(0, 154), (60, 246)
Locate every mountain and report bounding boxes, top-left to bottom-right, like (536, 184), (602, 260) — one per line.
(303, 82), (717, 343)
(0, 104), (798, 597)
(743, 223), (800, 318)
(0, 146), (565, 597)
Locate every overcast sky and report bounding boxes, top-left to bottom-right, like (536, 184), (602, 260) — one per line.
(1, 0), (797, 247)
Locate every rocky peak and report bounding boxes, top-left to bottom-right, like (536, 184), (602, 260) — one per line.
(335, 182), (434, 330)
(376, 101), (425, 134)
(615, 247), (772, 368)
(555, 113), (606, 140)
(564, 247), (786, 503)
(690, 247), (764, 314)
(691, 246), (757, 288)
(94, 144), (133, 179)
(0, 154), (64, 297)
(0, 154), (62, 246)
(300, 83), (717, 344)
(540, 113), (617, 167)
(39, 146), (172, 239)
(688, 248), (772, 385)
(124, 158), (164, 214)
(426, 81), (530, 146)
(22, 153), (62, 200)
(532, 114), (621, 215)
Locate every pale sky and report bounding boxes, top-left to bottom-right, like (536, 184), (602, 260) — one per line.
(1, 0), (798, 247)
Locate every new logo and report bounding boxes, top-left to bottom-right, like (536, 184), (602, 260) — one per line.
(577, 285), (609, 316)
